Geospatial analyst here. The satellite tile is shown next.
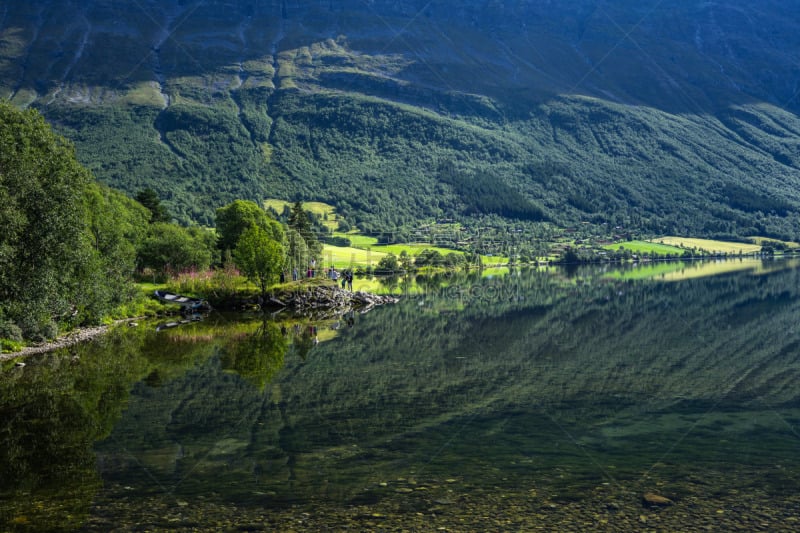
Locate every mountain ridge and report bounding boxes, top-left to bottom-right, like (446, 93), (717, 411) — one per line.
(3, 0), (800, 240)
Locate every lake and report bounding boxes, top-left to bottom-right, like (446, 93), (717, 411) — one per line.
(2, 258), (800, 531)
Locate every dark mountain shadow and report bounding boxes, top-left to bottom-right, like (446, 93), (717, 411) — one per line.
(3, 0), (800, 114)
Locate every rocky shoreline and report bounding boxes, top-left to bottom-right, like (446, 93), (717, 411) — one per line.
(0, 324), (114, 362)
(265, 284), (399, 317)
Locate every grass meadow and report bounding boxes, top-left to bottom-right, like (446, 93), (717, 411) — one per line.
(654, 237), (761, 254)
(604, 240), (684, 256)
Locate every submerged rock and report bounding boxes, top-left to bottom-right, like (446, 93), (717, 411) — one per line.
(642, 492), (673, 507)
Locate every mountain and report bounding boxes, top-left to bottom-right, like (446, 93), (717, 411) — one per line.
(3, 0), (800, 240)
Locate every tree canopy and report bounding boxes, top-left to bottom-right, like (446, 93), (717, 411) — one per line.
(137, 222), (215, 274)
(0, 103), (97, 338)
(287, 201), (323, 264)
(135, 187), (171, 223)
(216, 200), (285, 253)
(233, 226), (285, 298)
(0, 103), (174, 339)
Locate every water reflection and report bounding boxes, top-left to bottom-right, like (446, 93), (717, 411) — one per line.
(2, 259), (800, 530)
(220, 319), (287, 390)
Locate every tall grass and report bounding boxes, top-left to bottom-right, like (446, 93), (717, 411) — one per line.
(165, 264), (249, 300)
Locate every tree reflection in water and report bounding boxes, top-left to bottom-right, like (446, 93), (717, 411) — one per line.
(221, 318), (288, 390)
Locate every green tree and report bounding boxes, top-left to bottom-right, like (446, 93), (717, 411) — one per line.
(81, 183), (151, 318)
(286, 227), (309, 274)
(288, 201), (312, 238)
(376, 253), (400, 273)
(287, 201), (322, 260)
(444, 252), (466, 269)
(399, 250), (413, 271)
(188, 225), (220, 266)
(216, 200), (284, 253)
(415, 249), (444, 268)
(137, 223), (214, 274)
(135, 187), (171, 223)
(233, 226), (285, 298)
(0, 103), (96, 338)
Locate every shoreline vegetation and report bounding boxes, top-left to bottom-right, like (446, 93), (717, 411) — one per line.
(2, 252), (790, 361)
(1, 281), (400, 361)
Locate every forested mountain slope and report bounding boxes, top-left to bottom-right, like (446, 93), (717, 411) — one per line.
(3, 0), (800, 238)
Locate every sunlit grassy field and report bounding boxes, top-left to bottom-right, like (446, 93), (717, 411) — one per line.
(319, 245), (388, 268)
(653, 237), (761, 254)
(338, 233), (379, 247)
(265, 199), (340, 231)
(748, 236), (800, 249)
(264, 200), (507, 267)
(372, 243), (463, 256)
(604, 240), (684, 256)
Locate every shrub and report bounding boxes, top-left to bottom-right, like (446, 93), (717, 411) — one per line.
(376, 253), (400, 273)
(0, 320), (23, 342)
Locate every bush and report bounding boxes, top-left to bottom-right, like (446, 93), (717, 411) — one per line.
(376, 253), (400, 273)
(20, 320), (59, 343)
(12, 313), (59, 342)
(0, 319), (23, 342)
(415, 249), (444, 267)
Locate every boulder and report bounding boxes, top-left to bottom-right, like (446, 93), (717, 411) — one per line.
(642, 492), (673, 507)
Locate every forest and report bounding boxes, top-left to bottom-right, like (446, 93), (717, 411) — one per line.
(42, 91), (800, 245)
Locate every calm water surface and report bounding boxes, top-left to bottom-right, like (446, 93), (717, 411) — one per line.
(2, 259), (800, 531)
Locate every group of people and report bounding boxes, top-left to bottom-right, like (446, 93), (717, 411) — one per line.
(329, 267), (353, 291)
(286, 260), (354, 291)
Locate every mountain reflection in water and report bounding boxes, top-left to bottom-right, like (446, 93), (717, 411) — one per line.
(2, 258), (800, 531)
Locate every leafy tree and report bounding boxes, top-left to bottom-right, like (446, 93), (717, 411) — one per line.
(337, 218), (352, 232)
(137, 223), (214, 274)
(444, 252), (467, 269)
(86, 183), (149, 260)
(288, 201), (312, 237)
(81, 183), (151, 317)
(135, 187), (171, 223)
(233, 226), (285, 298)
(415, 249), (444, 268)
(0, 103), (95, 338)
(287, 201), (323, 260)
(216, 200), (284, 253)
(188, 225), (220, 266)
(286, 227), (309, 273)
(399, 250), (413, 271)
(376, 253), (400, 273)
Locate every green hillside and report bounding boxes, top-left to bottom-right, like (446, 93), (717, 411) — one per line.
(3, 0), (800, 241)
